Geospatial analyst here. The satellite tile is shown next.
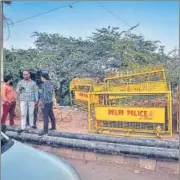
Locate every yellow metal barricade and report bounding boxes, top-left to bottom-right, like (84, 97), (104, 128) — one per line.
(70, 65), (173, 138)
(88, 91), (172, 138)
(88, 65), (172, 138)
(74, 85), (91, 109)
(105, 81), (168, 92)
(70, 77), (104, 109)
(70, 78), (100, 107)
(104, 65), (167, 91)
(105, 65), (166, 80)
(70, 77), (100, 90)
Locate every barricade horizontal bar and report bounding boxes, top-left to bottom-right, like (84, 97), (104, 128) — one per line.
(89, 91), (171, 95)
(104, 70), (165, 80)
(88, 130), (172, 139)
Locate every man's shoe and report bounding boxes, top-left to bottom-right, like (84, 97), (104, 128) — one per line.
(1, 124), (7, 133)
(49, 128), (56, 131)
(11, 125), (17, 129)
(17, 129), (25, 134)
(25, 126), (32, 131)
(39, 131), (48, 136)
(32, 125), (37, 129)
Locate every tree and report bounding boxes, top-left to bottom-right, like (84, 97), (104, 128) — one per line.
(4, 26), (179, 105)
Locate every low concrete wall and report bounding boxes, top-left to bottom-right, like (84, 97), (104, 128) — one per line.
(6, 126), (179, 149)
(30, 144), (179, 175)
(6, 130), (179, 159)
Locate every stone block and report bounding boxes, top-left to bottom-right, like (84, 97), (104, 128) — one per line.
(140, 158), (156, 171)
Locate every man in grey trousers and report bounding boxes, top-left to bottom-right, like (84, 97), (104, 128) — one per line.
(16, 70), (38, 133)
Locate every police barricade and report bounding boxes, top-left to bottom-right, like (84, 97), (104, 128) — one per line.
(70, 81), (104, 109)
(70, 78), (100, 91)
(104, 65), (168, 104)
(69, 78), (101, 107)
(105, 66), (167, 90)
(73, 84), (92, 109)
(105, 81), (168, 93)
(105, 65), (166, 80)
(88, 83), (172, 138)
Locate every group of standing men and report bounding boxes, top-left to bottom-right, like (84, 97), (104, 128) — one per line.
(1, 69), (56, 136)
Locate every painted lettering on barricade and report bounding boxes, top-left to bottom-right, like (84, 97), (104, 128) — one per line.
(75, 91), (89, 101)
(95, 107), (165, 123)
(74, 91), (99, 103)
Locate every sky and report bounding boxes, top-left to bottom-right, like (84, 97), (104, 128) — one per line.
(3, 1), (179, 52)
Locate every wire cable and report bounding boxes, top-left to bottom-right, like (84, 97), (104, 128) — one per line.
(94, 2), (143, 35)
(3, 15), (12, 40)
(10, 1), (79, 26)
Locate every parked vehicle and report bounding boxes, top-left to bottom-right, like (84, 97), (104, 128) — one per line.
(1, 126), (81, 180)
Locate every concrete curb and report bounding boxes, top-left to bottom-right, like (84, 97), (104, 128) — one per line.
(6, 126), (179, 149)
(31, 144), (180, 175)
(6, 131), (179, 161)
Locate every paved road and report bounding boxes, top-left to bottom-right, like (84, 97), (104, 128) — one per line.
(67, 158), (178, 180)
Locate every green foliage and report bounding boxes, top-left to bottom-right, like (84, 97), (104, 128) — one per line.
(4, 26), (179, 105)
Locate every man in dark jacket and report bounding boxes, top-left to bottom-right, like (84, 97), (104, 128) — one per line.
(39, 73), (56, 136)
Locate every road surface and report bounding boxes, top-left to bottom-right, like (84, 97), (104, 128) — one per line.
(67, 158), (178, 180)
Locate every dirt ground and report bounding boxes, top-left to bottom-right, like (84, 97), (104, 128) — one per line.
(13, 105), (179, 140)
(66, 158), (178, 180)
(14, 106), (88, 133)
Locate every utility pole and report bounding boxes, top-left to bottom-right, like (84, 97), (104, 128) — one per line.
(0, 1), (3, 119)
(0, 1), (3, 82)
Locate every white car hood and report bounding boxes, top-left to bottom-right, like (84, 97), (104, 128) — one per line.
(1, 140), (80, 180)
